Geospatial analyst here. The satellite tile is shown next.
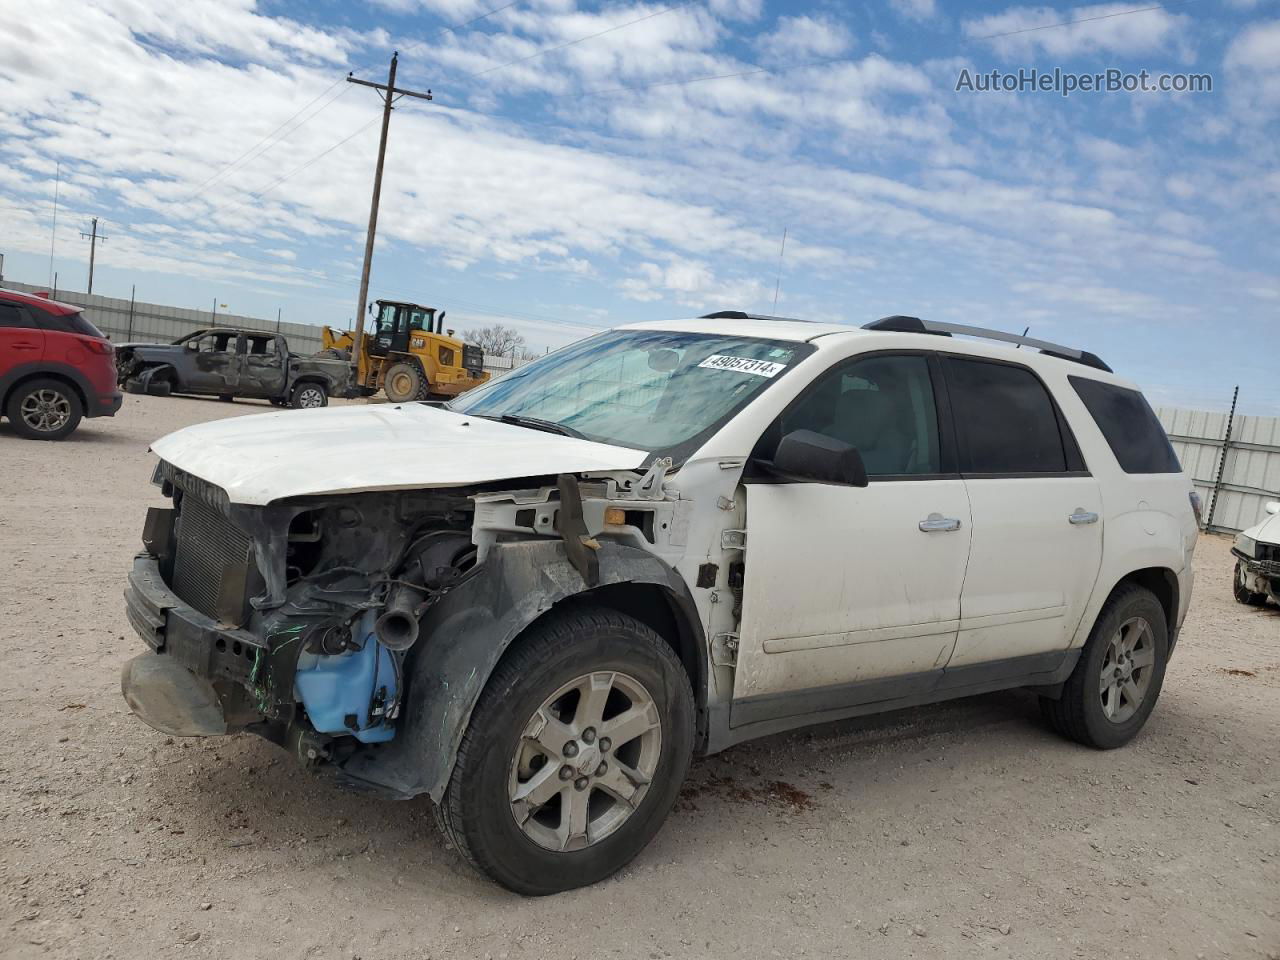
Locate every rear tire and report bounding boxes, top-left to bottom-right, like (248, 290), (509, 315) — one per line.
(6, 378), (83, 441)
(1042, 584), (1168, 749)
(383, 361), (429, 403)
(218, 394), (234, 403)
(289, 382), (328, 409)
(438, 607), (694, 895)
(1232, 560), (1268, 606)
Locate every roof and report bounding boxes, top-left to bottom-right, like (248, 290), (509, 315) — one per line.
(619, 316), (854, 343)
(622, 313), (1124, 382)
(0, 287), (81, 316)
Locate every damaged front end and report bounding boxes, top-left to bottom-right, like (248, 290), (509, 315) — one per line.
(122, 460), (478, 769)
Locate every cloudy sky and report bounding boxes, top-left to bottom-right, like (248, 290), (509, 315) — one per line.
(1, 0), (1277, 410)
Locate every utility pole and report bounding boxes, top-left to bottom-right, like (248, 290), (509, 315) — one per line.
(347, 52), (433, 382)
(79, 217), (108, 294)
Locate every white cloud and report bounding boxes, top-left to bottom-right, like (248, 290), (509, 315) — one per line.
(891, 0), (938, 23)
(963, 3), (1192, 59)
(1224, 19), (1280, 117)
(758, 15), (854, 60)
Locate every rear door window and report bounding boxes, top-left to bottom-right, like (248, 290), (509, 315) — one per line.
(0, 303), (34, 328)
(1069, 376), (1181, 474)
(943, 356), (1072, 475)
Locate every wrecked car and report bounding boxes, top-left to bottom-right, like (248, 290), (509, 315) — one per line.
(116, 328), (351, 408)
(121, 312), (1196, 894)
(1232, 499), (1280, 607)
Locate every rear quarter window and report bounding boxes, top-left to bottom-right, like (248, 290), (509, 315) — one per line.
(1069, 376), (1181, 474)
(35, 309), (106, 339)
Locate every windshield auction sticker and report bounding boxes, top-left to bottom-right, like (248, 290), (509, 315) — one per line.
(698, 354), (786, 377)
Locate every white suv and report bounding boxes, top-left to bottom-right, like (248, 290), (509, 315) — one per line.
(120, 313), (1198, 894)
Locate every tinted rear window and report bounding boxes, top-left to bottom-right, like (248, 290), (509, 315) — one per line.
(1069, 376), (1181, 474)
(943, 356), (1068, 474)
(37, 309), (106, 338)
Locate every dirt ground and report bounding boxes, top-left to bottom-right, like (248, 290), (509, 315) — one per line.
(1, 394), (1277, 960)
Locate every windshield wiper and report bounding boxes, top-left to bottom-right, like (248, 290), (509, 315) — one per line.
(483, 413), (587, 440)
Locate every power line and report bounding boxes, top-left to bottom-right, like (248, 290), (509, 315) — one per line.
(470, 0), (699, 77)
(182, 1), (520, 204)
(182, 79), (350, 200)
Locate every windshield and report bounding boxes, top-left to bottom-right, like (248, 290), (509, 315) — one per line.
(450, 329), (812, 460)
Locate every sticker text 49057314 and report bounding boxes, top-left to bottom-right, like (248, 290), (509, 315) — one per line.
(697, 355), (787, 378)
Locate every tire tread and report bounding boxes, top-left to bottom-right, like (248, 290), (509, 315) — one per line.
(438, 606), (693, 891)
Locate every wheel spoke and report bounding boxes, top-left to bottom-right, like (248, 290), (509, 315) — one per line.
(595, 760), (647, 807)
(1102, 683), (1118, 718)
(1099, 669), (1115, 694)
(574, 672), (614, 729)
(601, 702), (660, 749)
(1121, 678), (1142, 710)
(522, 706), (575, 759)
(511, 763), (565, 823)
(557, 784), (591, 851)
(1130, 646), (1155, 670)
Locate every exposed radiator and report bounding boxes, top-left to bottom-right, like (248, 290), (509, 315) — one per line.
(171, 493), (257, 625)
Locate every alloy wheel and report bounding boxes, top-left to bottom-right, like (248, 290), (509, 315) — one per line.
(20, 389), (72, 433)
(1099, 616), (1156, 724)
(298, 387), (324, 408)
(509, 671), (662, 852)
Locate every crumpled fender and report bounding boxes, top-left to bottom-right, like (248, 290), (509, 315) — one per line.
(337, 537), (702, 800)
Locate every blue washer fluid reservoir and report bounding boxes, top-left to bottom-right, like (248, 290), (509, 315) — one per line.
(294, 617), (398, 744)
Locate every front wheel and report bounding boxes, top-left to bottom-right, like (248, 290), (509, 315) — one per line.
(6, 378), (83, 440)
(438, 607), (695, 895)
(1232, 560), (1269, 606)
(289, 382), (328, 409)
(1041, 583), (1168, 749)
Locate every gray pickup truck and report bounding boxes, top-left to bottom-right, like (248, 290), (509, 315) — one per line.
(116, 328), (353, 408)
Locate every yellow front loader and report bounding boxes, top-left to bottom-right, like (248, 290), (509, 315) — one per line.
(319, 300), (490, 403)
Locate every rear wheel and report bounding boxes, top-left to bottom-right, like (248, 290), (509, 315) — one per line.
(1232, 560), (1269, 606)
(1041, 583), (1167, 749)
(218, 394), (235, 403)
(6, 378), (83, 441)
(438, 607), (694, 895)
(290, 382), (328, 409)
(383, 361), (428, 403)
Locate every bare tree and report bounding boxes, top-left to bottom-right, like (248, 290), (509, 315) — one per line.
(465, 323), (536, 360)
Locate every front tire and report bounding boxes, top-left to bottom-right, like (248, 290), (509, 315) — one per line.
(438, 607), (695, 895)
(6, 378), (83, 441)
(383, 361), (428, 403)
(1232, 560), (1268, 606)
(1042, 583), (1168, 749)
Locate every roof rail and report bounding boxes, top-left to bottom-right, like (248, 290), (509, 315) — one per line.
(700, 310), (807, 322)
(862, 315), (1112, 373)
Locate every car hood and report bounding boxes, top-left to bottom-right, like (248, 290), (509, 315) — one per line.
(150, 403), (649, 505)
(1243, 510), (1280, 545)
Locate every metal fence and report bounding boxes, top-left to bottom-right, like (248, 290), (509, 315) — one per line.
(1156, 405), (1280, 534)
(2, 280), (535, 377)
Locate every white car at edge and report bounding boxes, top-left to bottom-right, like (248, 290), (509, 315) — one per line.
(1233, 500), (1280, 607)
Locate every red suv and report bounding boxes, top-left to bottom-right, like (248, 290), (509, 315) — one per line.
(0, 288), (123, 440)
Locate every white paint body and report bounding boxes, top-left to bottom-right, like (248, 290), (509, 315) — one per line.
(153, 316), (1198, 719)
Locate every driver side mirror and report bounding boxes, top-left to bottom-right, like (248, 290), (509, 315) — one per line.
(758, 429), (869, 487)
(1266, 501), (1280, 516)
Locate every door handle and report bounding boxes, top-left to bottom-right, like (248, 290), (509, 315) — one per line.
(1069, 510), (1099, 525)
(919, 514), (962, 533)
